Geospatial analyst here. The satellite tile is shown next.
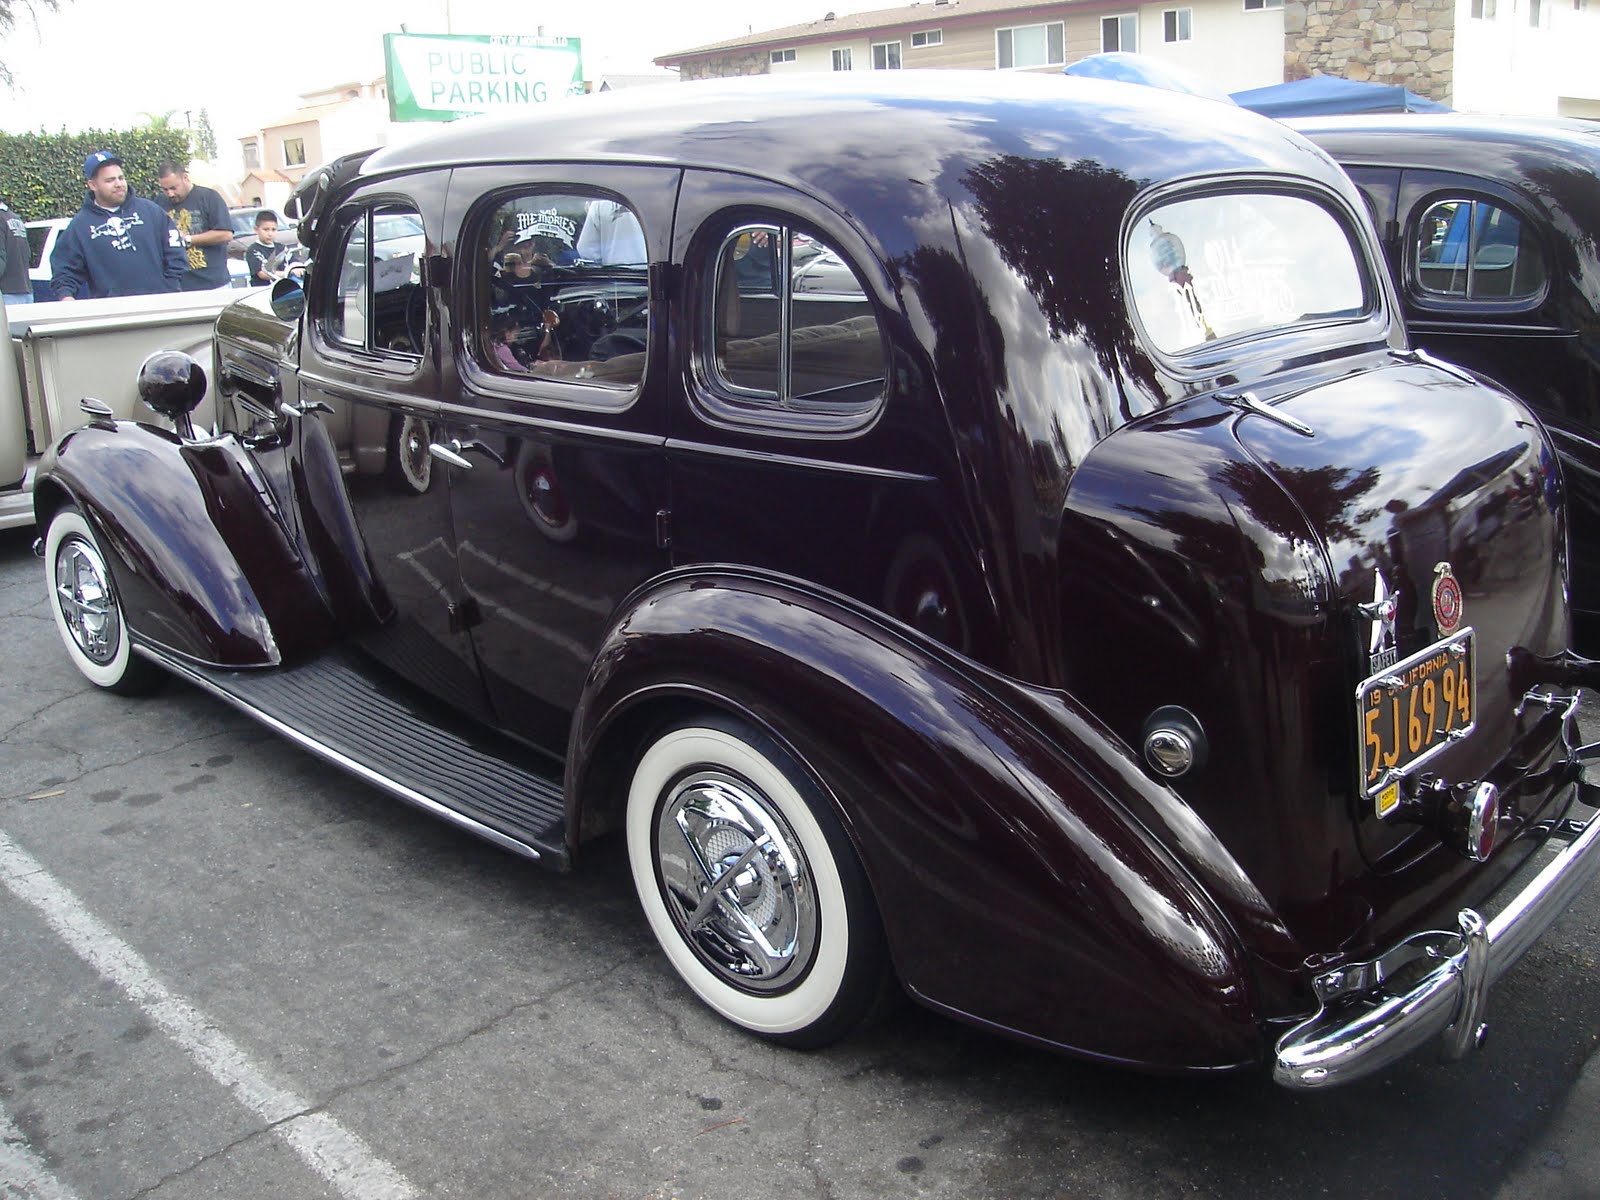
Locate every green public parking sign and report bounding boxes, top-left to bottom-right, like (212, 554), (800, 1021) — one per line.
(384, 32), (585, 122)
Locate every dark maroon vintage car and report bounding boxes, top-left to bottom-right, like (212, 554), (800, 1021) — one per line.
(33, 74), (1600, 1088)
(1292, 115), (1600, 652)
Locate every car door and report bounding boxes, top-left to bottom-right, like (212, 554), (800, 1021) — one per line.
(288, 173), (498, 722)
(664, 169), (991, 661)
(434, 165), (678, 754)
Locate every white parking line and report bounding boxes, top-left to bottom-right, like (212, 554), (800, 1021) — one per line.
(0, 828), (416, 1200)
(0, 1103), (83, 1200)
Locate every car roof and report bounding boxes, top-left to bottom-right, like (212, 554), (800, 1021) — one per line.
(1289, 113), (1600, 170)
(360, 72), (1354, 215)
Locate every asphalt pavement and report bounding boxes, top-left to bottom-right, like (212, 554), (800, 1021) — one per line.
(2, 522), (1598, 1200)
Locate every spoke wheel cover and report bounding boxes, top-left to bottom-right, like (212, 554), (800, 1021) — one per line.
(627, 723), (871, 1041)
(54, 533), (122, 665)
(654, 769), (818, 994)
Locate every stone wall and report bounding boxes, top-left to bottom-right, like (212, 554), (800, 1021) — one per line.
(677, 50), (771, 81)
(1284, 0), (1455, 102)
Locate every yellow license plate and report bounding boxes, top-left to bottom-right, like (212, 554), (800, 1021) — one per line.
(1358, 629), (1475, 801)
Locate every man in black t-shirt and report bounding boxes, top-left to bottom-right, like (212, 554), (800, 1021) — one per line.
(156, 161), (233, 290)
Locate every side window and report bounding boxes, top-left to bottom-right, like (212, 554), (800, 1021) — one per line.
(707, 222), (886, 427)
(325, 202), (425, 359)
(1412, 197), (1546, 301)
(478, 192), (648, 392)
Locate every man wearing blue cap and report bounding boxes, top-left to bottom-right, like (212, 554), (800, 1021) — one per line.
(49, 150), (185, 300)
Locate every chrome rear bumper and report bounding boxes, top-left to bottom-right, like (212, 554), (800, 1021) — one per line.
(1274, 786), (1600, 1089)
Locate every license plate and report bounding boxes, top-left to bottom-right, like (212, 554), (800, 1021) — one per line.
(1358, 629), (1475, 802)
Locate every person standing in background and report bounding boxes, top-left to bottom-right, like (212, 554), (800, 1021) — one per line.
(245, 210), (284, 286)
(156, 160), (233, 290)
(50, 150), (184, 300)
(0, 197), (31, 304)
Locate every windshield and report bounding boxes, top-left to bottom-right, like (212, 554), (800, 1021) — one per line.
(1127, 192), (1370, 356)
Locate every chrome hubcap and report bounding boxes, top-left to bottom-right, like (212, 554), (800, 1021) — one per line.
(54, 535), (121, 665)
(654, 770), (817, 992)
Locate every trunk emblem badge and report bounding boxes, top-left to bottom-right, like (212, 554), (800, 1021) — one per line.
(1360, 571), (1399, 672)
(1432, 563), (1464, 636)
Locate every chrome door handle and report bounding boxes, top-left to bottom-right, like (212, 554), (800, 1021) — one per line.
(428, 438), (505, 470)
(278, 399), (334, 419)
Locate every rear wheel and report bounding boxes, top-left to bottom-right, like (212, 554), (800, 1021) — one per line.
(44, 506), (162, 695)
(626, 715), (894, 1047)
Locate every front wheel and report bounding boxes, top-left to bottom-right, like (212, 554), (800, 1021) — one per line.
(44, 506), (162, 695)
(626, 716), (894, 1048)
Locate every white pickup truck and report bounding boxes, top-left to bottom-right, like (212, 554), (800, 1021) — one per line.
(0, 290), (236, 529)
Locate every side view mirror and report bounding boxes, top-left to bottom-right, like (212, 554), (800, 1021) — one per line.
(270, 276), (306, 322)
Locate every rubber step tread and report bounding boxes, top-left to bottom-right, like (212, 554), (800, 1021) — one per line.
(164, 648), (566, 858)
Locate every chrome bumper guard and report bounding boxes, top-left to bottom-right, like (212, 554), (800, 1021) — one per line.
(1274, 806), (1598, 1089)
(1274, 692), (1600, 1090)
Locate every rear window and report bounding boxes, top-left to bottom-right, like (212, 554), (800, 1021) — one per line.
(1127, 192), (1369, 356)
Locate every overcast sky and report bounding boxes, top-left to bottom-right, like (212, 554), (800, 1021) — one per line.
(1, 0), (861, 149)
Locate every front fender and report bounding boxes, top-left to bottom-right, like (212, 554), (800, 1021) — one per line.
(572, 569), (1269, 1072)
(35, 419), (333, 666)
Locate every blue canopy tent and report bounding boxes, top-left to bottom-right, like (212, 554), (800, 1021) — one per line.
(1230, 76), (1451, 117)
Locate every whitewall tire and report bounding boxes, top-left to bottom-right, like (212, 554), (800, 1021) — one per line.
(44, 507), (161, 695)
(626, 716), (892, 1047)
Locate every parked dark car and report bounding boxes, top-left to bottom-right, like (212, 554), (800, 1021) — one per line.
(1292, 115), (1600, 650)
(33, 74), (1600, 1088)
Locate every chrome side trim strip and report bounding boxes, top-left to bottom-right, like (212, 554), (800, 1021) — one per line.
(135, 646), (542, 861)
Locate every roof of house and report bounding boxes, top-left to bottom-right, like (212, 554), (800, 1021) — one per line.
(656, 0), (1061, 62)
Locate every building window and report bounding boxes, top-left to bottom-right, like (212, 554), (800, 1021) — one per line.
(872, 41), (902, 69)
(770, 48), (796, 64)
(1243, 0), (1284, 9)
(1470, 0), (1497, 16)
(911, 28), (943, 47)
(832, 47), (853, 71)
(283, 137), (306, 167)
(1163, 9), (1193, 41)
(996, 22), (1066, 68)
(242, 141), (260, 169)
(1101, 14), (1137, 52)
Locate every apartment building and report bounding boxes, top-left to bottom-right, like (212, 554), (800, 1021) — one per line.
(655, 0), (1600, 115)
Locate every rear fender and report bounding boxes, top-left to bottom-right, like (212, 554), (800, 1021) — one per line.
(572, 569), (1268, 1072)
(34, 419), (333, 666)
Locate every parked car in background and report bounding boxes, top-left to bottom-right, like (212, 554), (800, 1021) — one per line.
(33, 74), (1600, 1089)
(1293, 115), (1600, 650)
(24, 217), (67, 302)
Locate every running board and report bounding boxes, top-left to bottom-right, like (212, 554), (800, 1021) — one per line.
(137, 645), (568, 866)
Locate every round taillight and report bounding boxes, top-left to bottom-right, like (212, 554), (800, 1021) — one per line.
(1465, 782), (1499, 862)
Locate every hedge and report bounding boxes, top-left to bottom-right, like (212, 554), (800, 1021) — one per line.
(0, 127), (193, 220)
